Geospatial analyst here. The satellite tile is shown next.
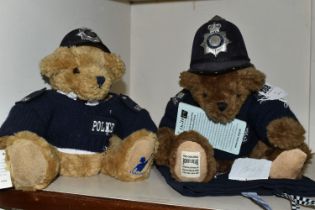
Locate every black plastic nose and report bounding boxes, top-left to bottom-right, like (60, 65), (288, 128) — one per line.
(217, 102), (228, 112)
(96, 76), (105, 87)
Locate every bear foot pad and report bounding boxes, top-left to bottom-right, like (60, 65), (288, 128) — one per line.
(173, 141), (208, 182)
(125, 137), (156, 179)
(270, 148), (307, 179)
(6, 140), (50, 190)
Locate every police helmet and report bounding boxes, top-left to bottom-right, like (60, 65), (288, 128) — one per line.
(189, 16), (251, 74)
(60, 28), (110, 53)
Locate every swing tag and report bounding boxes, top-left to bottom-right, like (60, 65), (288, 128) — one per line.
(229, 158), (271, 181)
(175, 102), (246, 155)
(0, 150), (12, 189)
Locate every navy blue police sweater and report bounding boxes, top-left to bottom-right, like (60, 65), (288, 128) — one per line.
(159, 88), (298, 160)
(0, 89), (157, 153)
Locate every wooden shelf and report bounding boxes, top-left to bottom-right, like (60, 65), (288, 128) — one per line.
(0, 189), (208, 210)
(115, 0), (200, 4)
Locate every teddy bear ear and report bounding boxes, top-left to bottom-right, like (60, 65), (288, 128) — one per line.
(179, 71), (200, 90)
(40, 47), (76, 81)
(238, 67), (266, 91)
(104, 53), (126, 82)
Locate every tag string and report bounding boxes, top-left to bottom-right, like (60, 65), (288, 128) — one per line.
(276, 192), (315, 210)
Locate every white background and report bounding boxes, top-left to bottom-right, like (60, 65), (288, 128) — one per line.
(0, 0), (131, 123)
(0, 0), (313, 150)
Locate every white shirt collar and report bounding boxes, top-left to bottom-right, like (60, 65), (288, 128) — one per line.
(56, 90), (99, 106)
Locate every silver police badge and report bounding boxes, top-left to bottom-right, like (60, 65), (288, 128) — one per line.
(77, 28), (101, 43)
(200, 23), (231, 57)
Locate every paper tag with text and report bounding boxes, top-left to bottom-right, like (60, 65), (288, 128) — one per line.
(228, 158), (272, 181)
(175, 102), (246, 155)
(181, 151), (200, 178)
(0, 150), (12, 189)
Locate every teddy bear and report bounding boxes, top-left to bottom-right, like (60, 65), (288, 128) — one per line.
(0, 28), (158, 191)
(155, 16), (312, 183)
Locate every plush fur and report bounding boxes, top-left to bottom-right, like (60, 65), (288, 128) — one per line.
(179, 67), (265, 123)
(0, 136), (8, 149)
(156, 66), (312, 182)
(58, 152), (103, 177)
(40, 46), (125, 101)
(0, 36), (158, 190)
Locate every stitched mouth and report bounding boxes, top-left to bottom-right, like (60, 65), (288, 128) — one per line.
(205, 109), (234, 124)
(77, 85), (108, 101)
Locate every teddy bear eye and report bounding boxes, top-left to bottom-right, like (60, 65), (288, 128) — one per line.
(202, 92), (208, 98)
(73, 68), (80, 74)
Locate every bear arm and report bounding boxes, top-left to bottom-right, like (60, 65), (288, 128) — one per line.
(0, 103), (48, 138)
(159, 100), (178, 130)
(250, 100), (303, 149)
(117, 109), (157, 140)
(267, 117), (305, 149)
(0, 136), (9, 149)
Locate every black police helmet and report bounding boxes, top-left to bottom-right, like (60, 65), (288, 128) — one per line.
(189, 16), (251, 74)
(60, 28), (110, 53)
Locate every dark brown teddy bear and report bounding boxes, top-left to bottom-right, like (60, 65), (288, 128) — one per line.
(155, 16), (312, 183)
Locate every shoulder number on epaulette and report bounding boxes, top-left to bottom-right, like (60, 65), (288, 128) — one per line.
(172, 90), (187, 105)
(17, 88), (47, 103)
(119, 94), (143, 112)
(256, 83), (288, 106)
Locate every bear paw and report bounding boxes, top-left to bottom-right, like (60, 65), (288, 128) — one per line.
(267, 117), (305, 149)
(5, 131), (59, 190)
(169, 131), (216, 182)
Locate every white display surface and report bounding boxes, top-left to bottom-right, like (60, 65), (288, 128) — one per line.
(46, 161), (315, 210)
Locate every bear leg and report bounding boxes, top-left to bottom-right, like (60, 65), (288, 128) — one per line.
(5, 131), (59, 190)
(58, 152), (103, 177)
(169, 131), (216, 182)
(250, 140), (312, 179)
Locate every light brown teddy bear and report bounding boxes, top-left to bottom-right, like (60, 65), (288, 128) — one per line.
(156, 16), (312, 183)
(0, 28), (158, 191)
